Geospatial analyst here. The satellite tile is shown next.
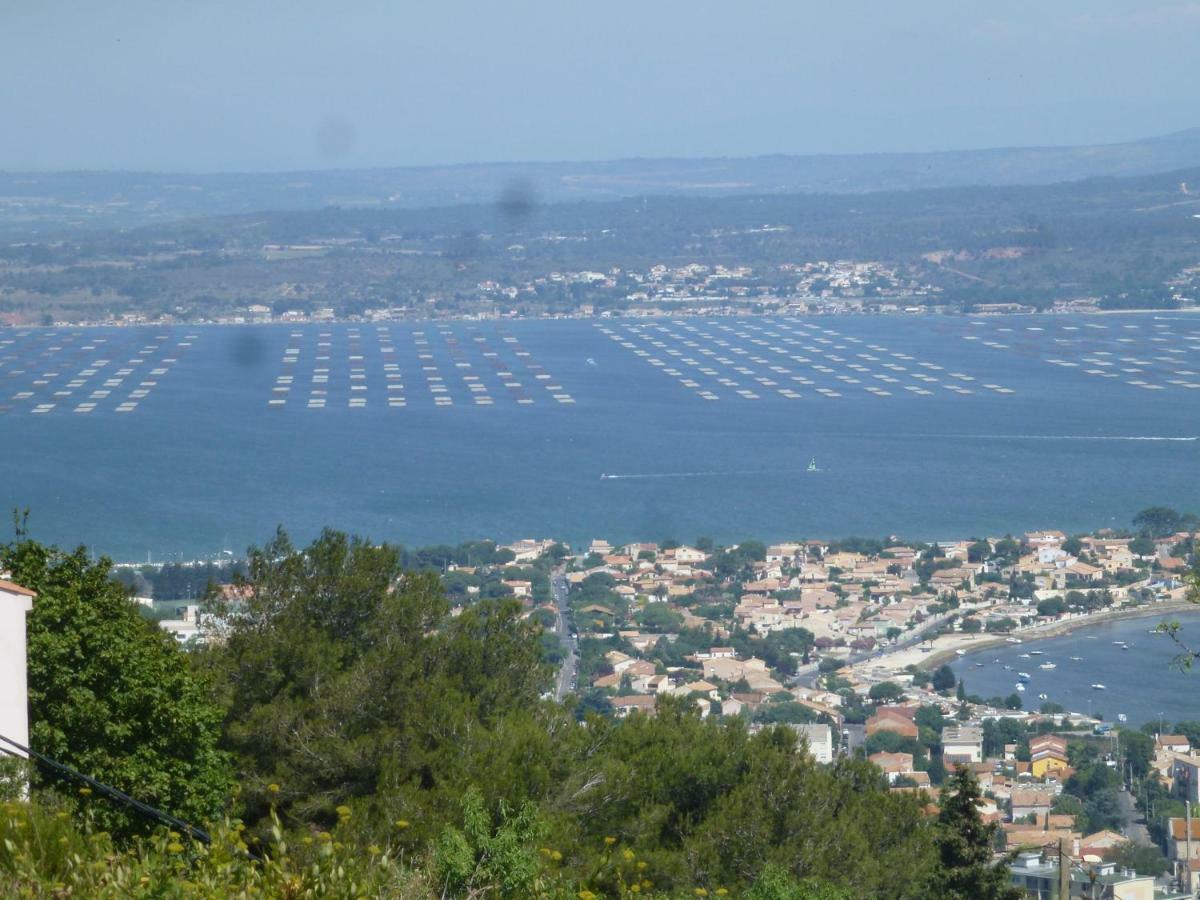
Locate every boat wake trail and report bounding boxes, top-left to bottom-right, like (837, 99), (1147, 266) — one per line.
(869, 433), (1199, 443)
(601, 467), (811, 480)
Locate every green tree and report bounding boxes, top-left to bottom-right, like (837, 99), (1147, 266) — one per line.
(931, 665), (956, 693)
(1133, 506), (1184, 538)
(967, 540), (991, 564)
(432, 786), (545, 898)
(1035, 597), (1067, 617)
(1129, 535), (1156, 557)
(744, 864), (856, 900)
(1104, 842), (1168, 877)
(1, 538), (231, 836)
(199, 528), (548, 833)
(931, 767), (1021, 899)
(1119, 729), (1154, 780)
(636, 602), (682, 632)
(868, 682), (904, 702)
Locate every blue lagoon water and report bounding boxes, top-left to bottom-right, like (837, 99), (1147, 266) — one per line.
(949, 609), (1200, 727)
(1, 313), (1199, 560)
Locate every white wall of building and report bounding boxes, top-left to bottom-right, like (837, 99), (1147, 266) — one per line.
(794, 723), (834, 764)
(0, 581), (36, 757)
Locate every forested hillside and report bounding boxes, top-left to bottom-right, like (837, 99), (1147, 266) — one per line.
(0, 529), (1020, 898)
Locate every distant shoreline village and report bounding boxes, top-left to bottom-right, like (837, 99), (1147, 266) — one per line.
(16, 299), (1200, 331)
(139, 519), (1197, 719)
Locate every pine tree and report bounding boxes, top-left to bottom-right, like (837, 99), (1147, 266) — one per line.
(932, 766), (1021, 899)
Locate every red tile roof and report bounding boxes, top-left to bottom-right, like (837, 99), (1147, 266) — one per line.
(0, 579), (35, 598)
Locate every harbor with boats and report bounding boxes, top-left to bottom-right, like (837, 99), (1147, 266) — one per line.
(946, 607), (1200, 727)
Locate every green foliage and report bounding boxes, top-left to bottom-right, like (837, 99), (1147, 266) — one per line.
(931, 767), (1021, 900)
(868, 681), (904, 702)
(1133, 506), (1196, 538)
(931, 665), (956, 693)
(710, 541), (766, 577)
(1051, 793), (1083, 818)
(1128, 535), (1156, 557)
(1104, 842), (1168, 877)
(914, 705), (945, 733)
(731, 628), (815, 678)
(981, 718), (1027, 758)
(1, 538), (231, 837)
(1064, 750), (1126, 833)
(1035, 597), (1066, 617)
(966, 540), (992, 564)
(1173, 721), (1200, 745)
(864, 731), (922, 759)
(1118, 729), (1155, 780)
(198, 528), (549, 833)
(636, 603), (683, 633)
(753, 703), (817, 726)
(0, 797), (433, 898)
(743, 864), (855, 900)
(433, 787), (545, 898)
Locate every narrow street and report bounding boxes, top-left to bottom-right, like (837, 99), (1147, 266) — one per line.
(551, 570), (578, 701)
(1117, 787), (1152, 846)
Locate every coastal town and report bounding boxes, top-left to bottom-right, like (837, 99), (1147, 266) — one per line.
(139, 511), (1200, 894)
(520, 523), (1200, 896)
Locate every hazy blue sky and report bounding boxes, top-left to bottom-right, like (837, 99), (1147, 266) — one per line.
(3, 1), (1198, 172)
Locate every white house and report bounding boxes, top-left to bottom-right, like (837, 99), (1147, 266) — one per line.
(0, 579), (36, 759)
(943, 726), (984, 764)
(792, 723), (834, 764)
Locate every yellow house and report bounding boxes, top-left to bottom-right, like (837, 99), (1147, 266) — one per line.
(1030, 735), (1069, 779)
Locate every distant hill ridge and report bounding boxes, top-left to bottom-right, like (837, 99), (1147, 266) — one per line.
(3, 127), (1200, 233)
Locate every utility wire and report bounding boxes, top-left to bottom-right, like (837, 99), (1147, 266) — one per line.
(0, 731), (210, 845)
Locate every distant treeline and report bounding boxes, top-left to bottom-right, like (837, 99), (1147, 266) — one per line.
(109, 538), (563, 600)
